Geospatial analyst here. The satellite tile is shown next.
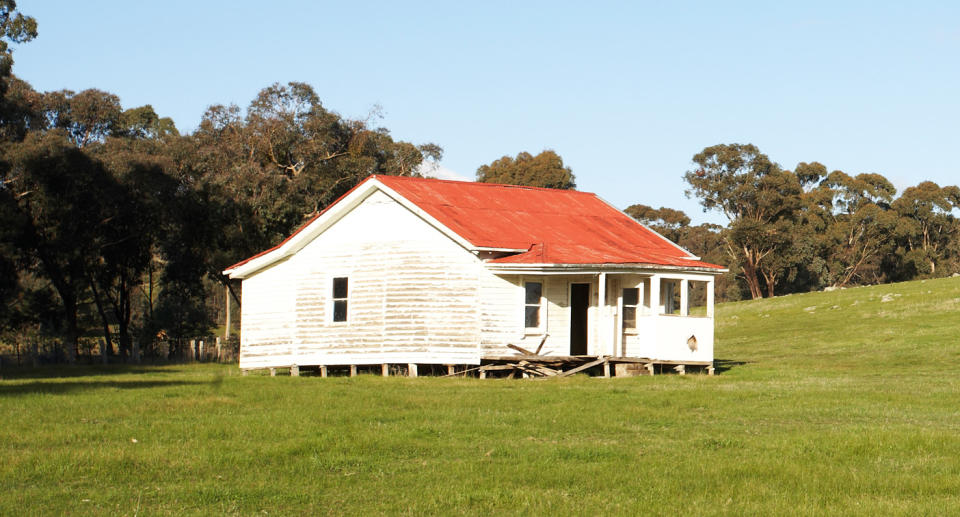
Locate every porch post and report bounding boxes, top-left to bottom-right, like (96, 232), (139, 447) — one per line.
(224, 283), (231, 340)
(680, 278), (689, 316)
(707, 277), (715, 318)
(650, 275), (661, 315)
(615, 283), (623, 357)
(597, 272), (607, 356)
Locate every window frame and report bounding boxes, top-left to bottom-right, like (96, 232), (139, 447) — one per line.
(621, 286), (640, 334)
(660, 278), (682, 316)
(523, 278), (546, 333)
(330, 275), (350, 324)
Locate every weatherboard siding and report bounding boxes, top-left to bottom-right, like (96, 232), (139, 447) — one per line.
(239, 258), (297, 367)
(479, 274), (525, 350)
(240, 189), (521, 369)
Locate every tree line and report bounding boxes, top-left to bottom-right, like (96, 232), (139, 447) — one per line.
(0, 3), (443, 362)
(633, 143), (960, 301)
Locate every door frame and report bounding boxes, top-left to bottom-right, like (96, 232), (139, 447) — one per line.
(568, 282), (591, 355)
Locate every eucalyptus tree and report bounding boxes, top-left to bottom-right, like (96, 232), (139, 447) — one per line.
(891, 181), (960, 277)
(89, 115), (181, 358)
(188, 82), (442, 270)
(476, 150), (575, 189)
(0, 0), (35, 88)
(684, 144), (802, 299)
(813, 171), (897, 288)
(3, 130), (122, 362)
(623, 204), (690, 242)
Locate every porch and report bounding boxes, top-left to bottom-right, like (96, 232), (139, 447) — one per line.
(503, 268), (717, 364)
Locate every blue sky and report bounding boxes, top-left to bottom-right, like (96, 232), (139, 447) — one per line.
(11, 1), (960, 224)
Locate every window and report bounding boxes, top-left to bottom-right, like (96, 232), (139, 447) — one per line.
(661, 279), (681, 315)
(622, 287), (639, 330)
(688, 280), (709, 316)
(332, 277), (348, 322)
(524, 282), (542, 329)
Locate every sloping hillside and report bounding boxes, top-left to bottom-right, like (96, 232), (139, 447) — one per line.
(716, 276), (960, 379)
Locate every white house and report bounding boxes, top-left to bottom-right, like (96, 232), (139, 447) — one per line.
(223, 175), (725, 375)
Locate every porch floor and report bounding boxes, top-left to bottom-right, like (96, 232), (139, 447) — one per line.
(472, 354), (714, 378)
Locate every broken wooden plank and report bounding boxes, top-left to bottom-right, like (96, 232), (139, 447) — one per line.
(517, 360), (559, 377)
(535, 334), (549, 355)
(480, 364), (519, 371)
(507, 344), (537, 356)
(557, 358), (608, 378)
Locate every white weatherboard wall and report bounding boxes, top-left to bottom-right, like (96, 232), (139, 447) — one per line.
(619, 272), (715, 362)
(239, 189), (526, 369)
(239, 257), (296, 366)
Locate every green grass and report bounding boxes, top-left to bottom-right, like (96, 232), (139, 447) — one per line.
(3, 277), (960, 515)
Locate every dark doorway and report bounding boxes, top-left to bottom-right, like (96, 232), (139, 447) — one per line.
(570, 283), (590, 355)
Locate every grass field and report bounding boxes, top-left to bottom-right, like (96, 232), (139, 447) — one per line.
(2, 277), (960, 515)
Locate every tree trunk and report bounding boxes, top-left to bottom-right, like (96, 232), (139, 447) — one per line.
(63, 297), (78, 365)
(740, 260), (764, 299)
(88, 274), (113, 364)
(761, 269), (777, 298)
(726, 239), (764, 300)
(117, 273), (131, 359)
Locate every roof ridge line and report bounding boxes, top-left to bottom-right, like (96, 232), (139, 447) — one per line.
(376, 174), (595, 195)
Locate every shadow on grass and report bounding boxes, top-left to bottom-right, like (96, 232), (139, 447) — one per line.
(714, 358), (748, 374)
(0, 379), (211, 396)
(0, 363), (200, 380)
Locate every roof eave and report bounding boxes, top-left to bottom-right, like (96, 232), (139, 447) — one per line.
(485, 262), (728, 274)
(223, 175), (498, 279)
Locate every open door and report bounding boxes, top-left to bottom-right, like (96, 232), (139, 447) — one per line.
(570, 283), (590, 355)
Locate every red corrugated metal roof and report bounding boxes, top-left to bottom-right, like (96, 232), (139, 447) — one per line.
(226, 174), (725, 272)
(376, 175), (724, 269)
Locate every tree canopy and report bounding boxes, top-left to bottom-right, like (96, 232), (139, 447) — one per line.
(679, 143), (960, 300)
(476, 149), (575, 189)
